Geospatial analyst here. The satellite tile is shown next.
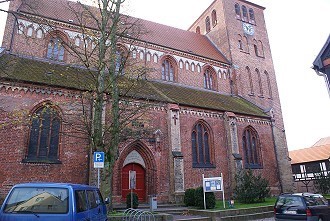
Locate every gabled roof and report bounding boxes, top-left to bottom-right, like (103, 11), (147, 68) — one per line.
(17, 0), (229, 63)
(0, 53), (267, 118)
(289, 137), (330, 164)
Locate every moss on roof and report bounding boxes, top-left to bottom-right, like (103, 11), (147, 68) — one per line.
(0, 53), (267, 117)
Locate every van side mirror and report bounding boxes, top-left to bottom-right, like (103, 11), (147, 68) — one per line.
(105, 197), (110, 204)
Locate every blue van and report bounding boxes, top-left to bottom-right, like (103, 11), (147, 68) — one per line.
(0, 183), (108, 221)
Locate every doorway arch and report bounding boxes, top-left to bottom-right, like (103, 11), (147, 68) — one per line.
(122, 163), (146, 201)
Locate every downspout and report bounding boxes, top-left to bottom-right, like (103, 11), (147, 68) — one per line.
(270, 119), (283, 193)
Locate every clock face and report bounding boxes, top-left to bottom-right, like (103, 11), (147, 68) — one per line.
(242, 23), (254, 35)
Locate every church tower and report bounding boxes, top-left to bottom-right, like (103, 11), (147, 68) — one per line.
(189, 0), (293, 192)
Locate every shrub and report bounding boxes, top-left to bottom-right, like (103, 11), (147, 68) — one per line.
(184, 188), (196, 206)
(234, 169), (270, 204)
(126, 192), (139, 209)
(314, 173), (330, 194)
(194, 186), (216, 209)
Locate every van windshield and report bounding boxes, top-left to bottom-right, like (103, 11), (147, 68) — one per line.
(3, 187), (69, 214)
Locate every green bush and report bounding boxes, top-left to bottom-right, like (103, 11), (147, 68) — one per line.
(314, 173), (330, 194)
(234, 169), (270, 204)
(194, 186), (216, 209)
(184, 188), (196, 206)
(126, 192), (139, 209)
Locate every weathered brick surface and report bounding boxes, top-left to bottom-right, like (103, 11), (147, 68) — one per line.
(0, 0), (293, 202)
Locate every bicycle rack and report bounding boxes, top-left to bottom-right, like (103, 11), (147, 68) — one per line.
(122, 208), (155, 221)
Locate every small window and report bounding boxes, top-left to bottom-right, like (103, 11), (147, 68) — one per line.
(204, 69), (215, 90)
(115, 49), (126, 75)
(211, 10), (217, 26)
(242, 5), (248, 20)
(218, 70), (222, 79)
(191, 63), (195, 72)
(27, 26), (33, 37)
(205, 16), (211, 32)
(238, 40), (243, 50)
(235, 3), (241, 18)
(146, 53), (151, 62)
(47, 37), (65, 61)
(185, 61), (190, 70)
(249, 8), (255, 23)
(162, 59), (175, 82)
(36, 29), (43, 38)
(139, 51), (144, 60)
(17, 24), (24, 34)
(254, 44), (258, 56)
(197, 64), (201, 73)
(196, 26), (201, 34)
(179, 60), (183, 69)
(132, 50), (137, 59)
(153, 54), (158, 63)
(75, 37), (80, 46)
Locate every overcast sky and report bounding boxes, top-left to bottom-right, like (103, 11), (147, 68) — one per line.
(0, 0), (329, 150)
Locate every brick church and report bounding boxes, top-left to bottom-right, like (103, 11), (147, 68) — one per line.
(0, 0), (293, 203)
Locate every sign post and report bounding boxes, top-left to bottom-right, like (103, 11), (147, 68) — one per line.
(93, 152), (105, 188)
(202, 173), (225, 209)
(129, 170), (136, 208)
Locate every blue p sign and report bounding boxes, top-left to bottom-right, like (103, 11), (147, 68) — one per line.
(93, 152), (104, 168)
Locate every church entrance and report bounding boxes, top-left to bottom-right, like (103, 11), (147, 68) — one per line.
(122, 163), (146, 201)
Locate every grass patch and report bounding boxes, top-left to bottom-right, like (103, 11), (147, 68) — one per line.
(212, 197), (277, 210)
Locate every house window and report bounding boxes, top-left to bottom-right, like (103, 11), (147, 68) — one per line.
(191, 121), (213, 168)
(205, 16), (211, 33)
(139, 51), (144, 60)
(204, 69), (215, 90)
(179, 60), (183, 69)
(162, 59), (174, 81)
(146, 53), (151, 62)
(196, 26), (201, 34)
(46, 37), (65, 61)
(246, 66), (254, 95)
(25, 105), (61, 163)
(242, 127), (262, 169)
(211, 10), (217, 26)
(235, 3), (241, 18)
(132, 50), (137, 59)
(197, 64), (201, 73)
(75, 37), (80, 46)
(256, 69), (263, 96)
(191, 63), (195, 72)
(185, 61), (190, 70)
(115, 49), (126, 75)
(242, 5), (248, 20)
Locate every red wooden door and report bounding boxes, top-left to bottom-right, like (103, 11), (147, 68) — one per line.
(122, 163), (146, 201)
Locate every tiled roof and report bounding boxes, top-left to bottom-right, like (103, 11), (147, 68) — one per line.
(289, 137), (330, 164)
(0, 53), (267, 117)
(17, 0), (229, 63)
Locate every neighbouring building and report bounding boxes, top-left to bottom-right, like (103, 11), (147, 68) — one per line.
(290, 137), (330, 193)
(313, 35), (330, 98)
(0, 0), (293, 203)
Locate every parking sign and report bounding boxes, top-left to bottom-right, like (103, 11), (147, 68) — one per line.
(93, 152), (104, 168)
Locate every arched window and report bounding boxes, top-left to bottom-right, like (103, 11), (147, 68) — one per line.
(115, 48), (127, 75)
(258, 40), (264, 57)
(17, 24), (24, 34)
(238, 34), (243, 50)
(132, 50), (137, 59)
(242, 127), (262, 168)
(46, 37), (65, 61)
(179, 60), (184, 69)
(139, 50), (144, 60)
(25, 104), (61, 163)
(242, 5), (248, 20)
(197, 64), (201, 73)
(153, 54), (158, 63)
(246, 66), (254, 95)
(146, 52), (151, 62)
(27, 26), (33, 37)
(205, 16), (211, 33)
(162, 59), (174, 81)
(249, 8), (255, 23)
(36, 29), (43, 39)
(204, 69), (215, 90)
(256, 68), (263, 96)
(185, 61), (190, 70)
(196, 26), (201, 34)
(191, 121), (213, 168)
(191, 63), (195, 72)
(75, 37), (80, 46)
(211, 10), (217, 26)
(235, 3), (241, 18)
(264, 71), (272, 98)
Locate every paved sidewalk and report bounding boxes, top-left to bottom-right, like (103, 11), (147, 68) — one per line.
(249, 218), (274, 221)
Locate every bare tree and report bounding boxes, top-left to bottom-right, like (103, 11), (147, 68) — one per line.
(0, 0), (155, 210)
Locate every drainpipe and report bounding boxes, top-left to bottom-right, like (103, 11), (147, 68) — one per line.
(270, 119), (283, 193)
